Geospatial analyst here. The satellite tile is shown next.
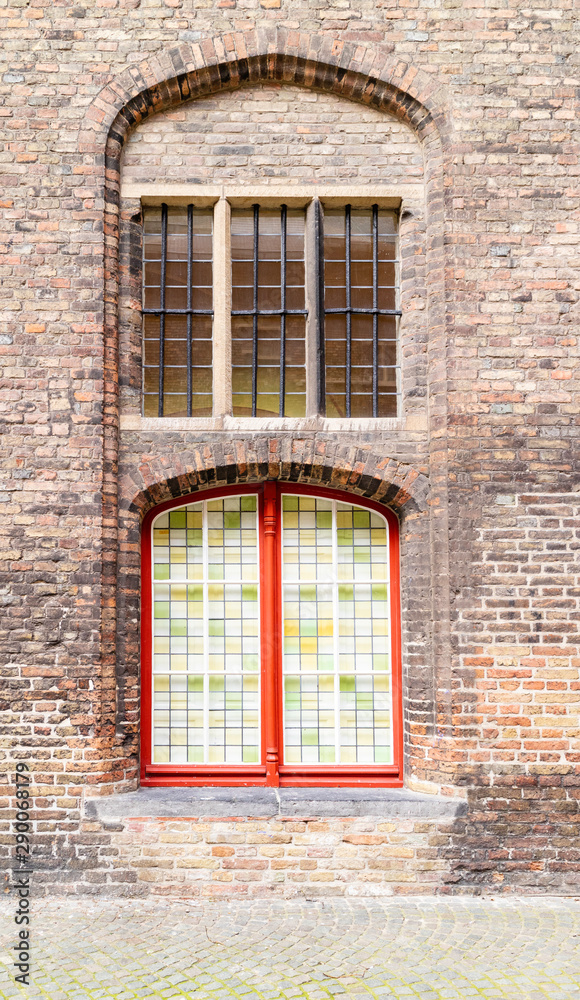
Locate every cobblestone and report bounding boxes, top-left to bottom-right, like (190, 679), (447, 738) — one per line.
(1, 898), (580, 999)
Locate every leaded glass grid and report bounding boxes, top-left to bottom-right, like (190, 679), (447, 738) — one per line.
(151, 495), (260, 764)
(282, 495), (392, 765)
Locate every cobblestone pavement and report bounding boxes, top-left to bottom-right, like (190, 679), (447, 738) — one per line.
(1, 897), (580, 999)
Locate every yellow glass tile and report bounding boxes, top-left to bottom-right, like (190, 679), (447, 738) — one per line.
(153, 747), (170, 763)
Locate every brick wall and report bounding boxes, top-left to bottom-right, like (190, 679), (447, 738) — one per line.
(1, 3), (579, 894)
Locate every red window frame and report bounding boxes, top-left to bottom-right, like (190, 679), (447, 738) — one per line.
(141, 482), (403, 787)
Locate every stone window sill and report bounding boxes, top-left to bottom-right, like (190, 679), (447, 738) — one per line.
(85, 786), (466, 826)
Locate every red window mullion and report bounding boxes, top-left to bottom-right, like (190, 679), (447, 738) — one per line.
(261, 481), (280, 785)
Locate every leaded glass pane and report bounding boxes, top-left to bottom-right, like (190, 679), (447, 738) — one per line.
(152, 495), (260, 764)
(282, 495), (393, 765)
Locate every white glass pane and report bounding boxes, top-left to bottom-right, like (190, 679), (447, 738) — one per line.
(281, 494), (393, 765)
(152, 495), (260, 765)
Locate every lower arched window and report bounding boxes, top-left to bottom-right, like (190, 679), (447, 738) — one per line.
(141, 483), (402, 786)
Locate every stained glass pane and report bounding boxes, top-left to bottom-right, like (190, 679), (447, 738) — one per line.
(282, 495), (392, 765)
(152, 495), (260, 764)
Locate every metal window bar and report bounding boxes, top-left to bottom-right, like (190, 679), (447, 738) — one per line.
(323, 203), (402, 419)
(231, 203), (308, 418)
(142, 202), (214, 417)
(315, 199), (326, 415)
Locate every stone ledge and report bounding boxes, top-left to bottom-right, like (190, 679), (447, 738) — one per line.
(84, 787), (466, 823)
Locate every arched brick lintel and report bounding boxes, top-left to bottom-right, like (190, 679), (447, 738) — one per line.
(123, 443), (430, 519)
(82, 30), (449, 162)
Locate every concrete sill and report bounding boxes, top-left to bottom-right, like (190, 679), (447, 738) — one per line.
(85, 786), (466, 824)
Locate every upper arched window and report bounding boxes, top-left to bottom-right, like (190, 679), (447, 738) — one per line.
(141, 483), (402, 786)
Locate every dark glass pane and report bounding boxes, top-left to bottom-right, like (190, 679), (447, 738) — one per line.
(324, 260), (346, 287)
(351, 261), (373, 286)
(164, 287), (188, 311)
(192, 317), (212, 340)
(143, 393), (159, 416)
(325, 339), (346, 368)
(286, 261), (305, 286)
(231, 207), (305, 418)
(232, 287), (253, 312)
(351, 367), (373, 394)
(378, 394), (397, 417)
(257, 337), (282, 366)
(378, 316), (397, 341)
(377, 287), (396, 311)
(326, 392), (347, 418)
(164, 366), (188, 396)
(164, 340), (187, 366)
(351, 286), (373, 310)
(378, 261), (396, 285)
(324, 287), (347, 310)
(285, 393), (306, 417)
(323, 207), (399, 418)
(256, 365), (280, 396)
(144, 259), (162, 286)
(142, 206), (213, 417)
(192, 368), (212, 395)
(144, 315), (160, 339)
(143, 285), (161, 310)
(166, 234), (188, 260)
(231, 317), (253, 342)
(352, 316), (372, 340)
(351, 340), (372, 367)
(143, 366), (160, 393)
(191, 395), (212, 418)
(163, 394), (188, 417)
(232, 260), (254, 287)
(351, 394), (373, 418)
(258, 261), (281, 286)
(257, 284), (281, 311)
(144, 339), (160, 367)
(285, 367), (306, 394)
(192, 262), (213, 287)
(232, 366), (252, 393)
(378, 341), (397, 368)
(286, 338), (305, 365)
(379, 367), (397, 390)
(165, 315), (188, 339)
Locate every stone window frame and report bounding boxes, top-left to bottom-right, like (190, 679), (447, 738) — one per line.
(123, 182), (426, 434)
(140, 481), (403, 789)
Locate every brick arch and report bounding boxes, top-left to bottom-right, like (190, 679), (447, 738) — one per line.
(82, 29), (449, 159)
(92, 29), (450, 746)
(123, 440), (430, 519)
